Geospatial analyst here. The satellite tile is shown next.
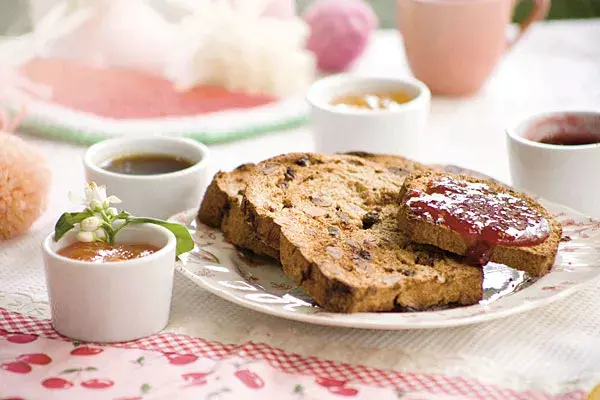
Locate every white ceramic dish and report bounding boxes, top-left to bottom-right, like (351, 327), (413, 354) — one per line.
(42, 224), (176, 342)
(507, 110), (600, 216)
(84, 136), (211, 219)
(171, 166), (600, 330)
(307, 75), (430, 159)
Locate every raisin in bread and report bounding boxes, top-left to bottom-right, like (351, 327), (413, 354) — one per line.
(397, 172), (562, 277)
(243, 153), (482, 312)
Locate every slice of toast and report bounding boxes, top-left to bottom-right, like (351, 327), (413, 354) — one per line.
(397, 172), (562, 277)
(243, 153), (483, 312)
(198, 152), (432, 259)
(198, 163), (278, 259)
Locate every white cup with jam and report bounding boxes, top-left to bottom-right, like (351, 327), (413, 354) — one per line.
(84, 137), (210, 219)
(43, 223), (177, 342)
(307, 75), (431, 158)
(506, 111), (600, 216)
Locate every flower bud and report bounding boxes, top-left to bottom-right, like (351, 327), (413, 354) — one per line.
(80, 216), (101, 232)
(90, 199), (103, 211)
(107, 207), (118, 217)
(76, 230), (95, 243)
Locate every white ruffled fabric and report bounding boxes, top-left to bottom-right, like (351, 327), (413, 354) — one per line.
(166, 0), (315, 96)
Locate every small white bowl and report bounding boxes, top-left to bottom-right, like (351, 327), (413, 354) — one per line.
(506, 110), (600, 216)
(307, 75), (431, 158)
(42, 223), (176, 343)
(84, 136), (210, 219)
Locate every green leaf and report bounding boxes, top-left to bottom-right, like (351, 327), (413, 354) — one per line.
(127, 217), (194, 257)
(140, 383), (151, 394)
(61, 368), (81, 374)
(85, 366), (98, 371)
(53, 211), (91, 242)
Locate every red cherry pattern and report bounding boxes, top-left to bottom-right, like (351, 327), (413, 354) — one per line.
(71, 346), (103, 356)
(165, 353), (198, 365)
(17, 353), (52, 365)
(316, 377), (346, 388)
(42, 377), (74, 389)
(328, 386), (359, 396)
(81, 378), (115, 389)
(316, 376), (359, 397)
(181, 372), (210, 387)
(6, 334), (37, 344)
(235, 369), (264, 389)
(1, 361), (32, 374)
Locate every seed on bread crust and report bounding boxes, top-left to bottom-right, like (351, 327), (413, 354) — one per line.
(326, 246), (344, 260)
(327, 226), (340, 237)
(261, 163), (279, 175)
(284, 167), (296, 181)
(362, 211), (380, 229)
(296, 156), (310, 167)
(311, 196), (332, 207)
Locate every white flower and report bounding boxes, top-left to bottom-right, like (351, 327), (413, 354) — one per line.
(80, 216), (101, 232)
(76, 230), (95, 243)
(69, 182), (121, 211)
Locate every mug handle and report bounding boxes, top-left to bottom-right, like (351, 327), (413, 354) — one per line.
(508, 0), (551, 47)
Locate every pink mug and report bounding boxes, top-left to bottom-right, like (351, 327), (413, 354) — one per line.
(397, 0), (550, 96)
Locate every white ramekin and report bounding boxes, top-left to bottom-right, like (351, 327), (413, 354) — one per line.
(506, 110), (600, 216)
(84, 136), (210, 219)
(42, 223), (176, 343)
(307, 75), (431, 158)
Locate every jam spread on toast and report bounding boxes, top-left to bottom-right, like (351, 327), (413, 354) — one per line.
(406, 177), (550, 264)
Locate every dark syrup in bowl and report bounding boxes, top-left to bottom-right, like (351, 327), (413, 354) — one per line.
(101, 154), (195, 175)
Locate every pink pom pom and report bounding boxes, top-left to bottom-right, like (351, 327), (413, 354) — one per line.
(304, 0), (378, 72)
(0, 134), (51, 239)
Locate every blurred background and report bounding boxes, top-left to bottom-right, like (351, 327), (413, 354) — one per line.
(2, 0), (600, 35)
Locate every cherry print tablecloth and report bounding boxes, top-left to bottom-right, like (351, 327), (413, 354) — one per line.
(0, 310), (588, 400)
(2, 21), (600, 399)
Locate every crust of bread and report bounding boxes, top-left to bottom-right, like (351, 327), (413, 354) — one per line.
(198, 163), (278, 258)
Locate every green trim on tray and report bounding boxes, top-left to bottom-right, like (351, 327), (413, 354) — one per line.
(18, 114), (311, 145)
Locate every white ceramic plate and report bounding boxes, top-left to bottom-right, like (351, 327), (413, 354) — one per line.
(170, 167), (600, 330)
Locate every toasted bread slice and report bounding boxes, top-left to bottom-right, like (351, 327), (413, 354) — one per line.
(243, 153), (483, 312)
(198, 163), (278, 259)
(397, 172), (562, 277)
(199, 153), (432, 259)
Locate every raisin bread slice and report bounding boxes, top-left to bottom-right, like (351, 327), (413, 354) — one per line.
(198, 163), (278, 258)
(397, 172), (562, 277)
(198, 153), (431, 259)
(243, 153), (482, 312)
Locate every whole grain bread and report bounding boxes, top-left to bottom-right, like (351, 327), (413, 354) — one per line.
(198, 163), (278, 258)
(397, 171), (562, 277)
(198, 152), (432, 259)
(243, 153), (482, 312)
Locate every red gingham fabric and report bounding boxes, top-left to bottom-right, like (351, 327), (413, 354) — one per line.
(0, 308), (587, 400)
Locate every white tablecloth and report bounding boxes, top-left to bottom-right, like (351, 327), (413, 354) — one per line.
(2, 21), (600, 395)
